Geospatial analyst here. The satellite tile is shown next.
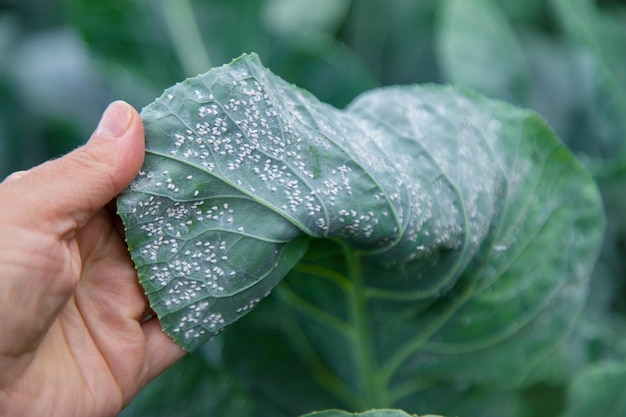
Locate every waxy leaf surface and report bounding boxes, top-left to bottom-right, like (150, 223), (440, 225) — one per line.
(117, 54), (603, 409)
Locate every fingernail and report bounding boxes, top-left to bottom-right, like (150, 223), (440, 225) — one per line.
(96, 101), (133, 138)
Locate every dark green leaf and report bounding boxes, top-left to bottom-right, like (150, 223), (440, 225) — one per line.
(551, 0), (626, 160)
(67, 0), (181, 89)
(560, 362), (626, 417)
(119, 349), (253, 417)
(117, 53), (604, 411)
(437, 0), (531, 104)
(340, 0), (440, 85)
(261, 0), (351, 52)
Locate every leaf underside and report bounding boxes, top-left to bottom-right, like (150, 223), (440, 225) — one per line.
(117, 53), (603, 410)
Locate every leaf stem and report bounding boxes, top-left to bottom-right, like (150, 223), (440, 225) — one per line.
(293, 262), (352, 291)
(342, 243), (389, 408)
(279, 300), (368, 410)
(276, 284), (354, 338)
(160, 0), (212, 76)
(387, 378), (435, 405)
(380, 282), (476, 385)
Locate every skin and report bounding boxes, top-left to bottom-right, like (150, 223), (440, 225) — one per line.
(0, 101), (185, 417)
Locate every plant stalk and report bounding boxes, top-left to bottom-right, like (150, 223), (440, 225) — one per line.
(342, 242), (389, 408)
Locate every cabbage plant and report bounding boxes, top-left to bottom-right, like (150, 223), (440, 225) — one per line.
(117, 53), (604, 417)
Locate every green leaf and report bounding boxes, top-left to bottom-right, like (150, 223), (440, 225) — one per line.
(261, 0), (351, 51)
(339, 1), (439, 85)
(67, 0), (181, 89)
(551, 0), (626, 160)
(560, 362), (626, 417)
(496, 0), (551, 25)
(117, 53), (604, 411)
(119, 350), (253, 417)
(437, 0), (531, 105)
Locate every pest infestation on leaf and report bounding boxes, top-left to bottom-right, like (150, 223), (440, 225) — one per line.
(117, 53), (603, 411)
(4, 0), (621, 415)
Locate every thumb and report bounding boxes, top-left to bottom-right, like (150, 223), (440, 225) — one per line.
(5, 101), (145, 238)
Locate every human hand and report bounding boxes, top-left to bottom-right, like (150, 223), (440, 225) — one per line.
(0, 101), (185, 417)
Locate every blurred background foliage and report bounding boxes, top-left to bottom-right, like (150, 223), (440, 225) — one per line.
(1, 0), (626, 416)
